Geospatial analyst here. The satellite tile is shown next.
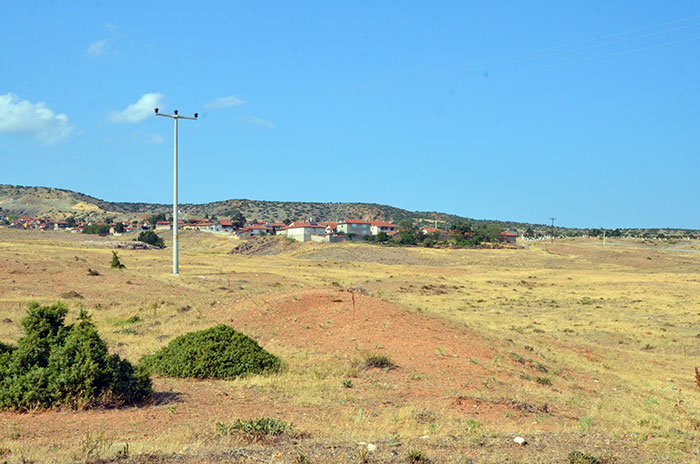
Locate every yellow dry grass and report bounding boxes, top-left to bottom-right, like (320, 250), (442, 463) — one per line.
(0, 229), (698, 463)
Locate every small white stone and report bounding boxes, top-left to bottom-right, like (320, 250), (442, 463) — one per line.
(367, 443), (377, 452)
(514, 436), (527, 445)
(420, 434), (430, 439)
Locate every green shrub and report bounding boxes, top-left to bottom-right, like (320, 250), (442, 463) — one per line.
(216, 417), (291, 439)
(407, 449), (430, 463)
(0, 302), (152, 411)
(137, 230), (164, 248)
(568, 451), (601, 464)
(140, 324), (281, 379)
(111, 251), (125, 269)
(0, 341), (15, 355)
(363, 353), (395, 370)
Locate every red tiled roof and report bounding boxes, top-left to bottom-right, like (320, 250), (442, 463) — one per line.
(500, 232), (517, 237)
(371, 221), (398, 228)
(423, 227), (448, 234)
(269, 222), (286, 227)
(285, 222), (325, 229)
(342, 219), (370, 224)
(219, 220), (232, 226)
(246, 224), (272, 230)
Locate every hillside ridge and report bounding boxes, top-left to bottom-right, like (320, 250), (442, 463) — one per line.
(0, 184), (696, 235)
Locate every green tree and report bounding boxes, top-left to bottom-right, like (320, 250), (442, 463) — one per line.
(83, 224), (110, 235)
(398, 219), (414, 231)
(137, 230), (165, 248)
(65, 216), (76, 227)
(113, 223), (125, 234)
(111, 251), (125, 269)
(230, 211), (246, 229)
(147, 213), (167, 227)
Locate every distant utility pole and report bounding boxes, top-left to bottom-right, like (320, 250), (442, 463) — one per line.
(602, 227), (606, 247)
(549, 217), (556, 245)
(154, 107), (198, 275)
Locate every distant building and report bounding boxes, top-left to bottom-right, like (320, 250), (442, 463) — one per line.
(244, 224), (273, 235)
(500, 232), (517, 244)
(370, 221), (398, 236)
(282, 222), (326, 242)
(421, 227), (451, 241)
(337, 219), (371, 236)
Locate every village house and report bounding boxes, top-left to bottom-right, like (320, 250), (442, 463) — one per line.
(318, 221), (338, 235)
(269, 222), (287, 232)
(219, 219), (234, 232)
(370, 221), (398, 235)
(500, 231), (518, 244)
(279, 222), (326, 242)
(422, 227), (451, 241)
(336, 219), (371, 236)
(244, 224), (273, 235)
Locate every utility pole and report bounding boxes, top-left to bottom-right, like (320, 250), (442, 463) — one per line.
(549, 217), (556, 245)
(602, 227), (606, 247)
(155, 108), (198, 275)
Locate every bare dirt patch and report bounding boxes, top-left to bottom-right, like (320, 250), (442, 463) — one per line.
(229, 236), (300, 256)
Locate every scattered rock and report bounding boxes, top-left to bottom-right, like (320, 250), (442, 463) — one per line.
(125, 280), (133, 285)
(178, 305), (191, 313)
(2, 318), (12, 323)
(514, 436), (527, 445)
(87, 268), (100, 276)
(366, 443), (377, 452)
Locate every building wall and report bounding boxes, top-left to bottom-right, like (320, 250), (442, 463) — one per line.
(339, 223), (371, 235)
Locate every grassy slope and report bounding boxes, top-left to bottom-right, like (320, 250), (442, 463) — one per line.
(0, 229), (698, 463)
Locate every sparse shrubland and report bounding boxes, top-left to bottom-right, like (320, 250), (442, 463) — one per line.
(0, 302), (152, 411)
(140, 324), (281, 379)
(216, 417), (292, 440)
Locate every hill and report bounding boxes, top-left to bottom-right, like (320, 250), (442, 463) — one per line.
(0, 184), (529, 230)
(0, 184), (697, 237)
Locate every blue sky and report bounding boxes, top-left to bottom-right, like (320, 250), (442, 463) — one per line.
(1, 2), (699, 229)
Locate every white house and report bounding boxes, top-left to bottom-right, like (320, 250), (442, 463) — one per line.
(283, 222), (327, 242)
(370, 221), (398, 235)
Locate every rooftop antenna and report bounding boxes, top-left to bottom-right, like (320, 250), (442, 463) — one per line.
(549, 217), (556, 245)
(154, 107), (198, 275)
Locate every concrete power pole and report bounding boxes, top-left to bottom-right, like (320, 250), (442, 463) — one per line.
(155, 108), (198, 275)
(549, 217), (556, 245)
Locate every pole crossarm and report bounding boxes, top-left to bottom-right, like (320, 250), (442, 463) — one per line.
(155, 113), (197, 120)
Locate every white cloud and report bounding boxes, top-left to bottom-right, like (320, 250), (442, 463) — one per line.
(87, 38), (109, 57)
(145, 132), (164, 144)
(205, 95), (244, 109)
(240, 115), (274, 129)
(0, 93), (75, 144)
(107, 93), (164, 123)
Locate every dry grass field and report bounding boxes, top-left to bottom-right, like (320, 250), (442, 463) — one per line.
(0, 229), (699, 463)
